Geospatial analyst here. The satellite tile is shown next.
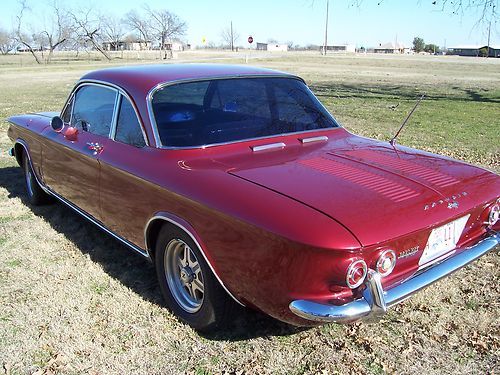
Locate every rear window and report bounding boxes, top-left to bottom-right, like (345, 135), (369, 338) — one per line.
(151, 77), (338, 147)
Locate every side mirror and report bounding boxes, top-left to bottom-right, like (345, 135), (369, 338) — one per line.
(51, 116), (64, 132)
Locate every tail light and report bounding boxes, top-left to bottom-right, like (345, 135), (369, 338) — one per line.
(376, 249), (397, 277)
(487, 202), (499, 227)
(346, 259), (367, 289)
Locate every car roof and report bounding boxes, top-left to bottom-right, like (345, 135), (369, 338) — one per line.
(80, 63), (299, 97)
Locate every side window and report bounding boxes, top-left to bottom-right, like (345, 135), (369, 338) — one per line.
(71, 85), (117, 137)
(115, 96), (146, 148)
(61, 95), (73, 123)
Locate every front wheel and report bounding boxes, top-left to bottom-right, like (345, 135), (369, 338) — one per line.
(22, 152), (51, 205)
(155, 226), (236, 332)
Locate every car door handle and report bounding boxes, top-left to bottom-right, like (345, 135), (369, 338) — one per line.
(86, 142), (104, 155)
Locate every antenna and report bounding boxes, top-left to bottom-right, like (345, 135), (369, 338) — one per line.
(389, 93), (425, 146)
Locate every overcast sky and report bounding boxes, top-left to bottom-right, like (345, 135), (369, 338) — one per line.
(1, 0), (498, 48)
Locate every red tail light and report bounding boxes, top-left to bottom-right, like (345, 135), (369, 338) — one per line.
(376, 249), (397, 277)
(346, 260), (367, 289)
(487, 202), (499, 227)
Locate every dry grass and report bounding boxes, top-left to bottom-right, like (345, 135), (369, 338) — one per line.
(0, 51), (499, 374)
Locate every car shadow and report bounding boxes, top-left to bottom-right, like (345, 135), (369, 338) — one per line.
(0, 165), (308, 340)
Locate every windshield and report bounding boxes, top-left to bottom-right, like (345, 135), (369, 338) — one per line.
(151, 77), (338, 148)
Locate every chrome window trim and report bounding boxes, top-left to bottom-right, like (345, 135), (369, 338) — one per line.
(146, 74), (341, 150)
(144, 215), (245, 307)
(67, 82), (119, 137)
(63, 79), (149, 147)
(109, 91), (121, 139)
(15, 139), (150, 259)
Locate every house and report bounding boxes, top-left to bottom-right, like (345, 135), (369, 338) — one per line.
(374, 42), (405, 54)
(162, 41), (188, 51)
(256, 43), (288, 52)
(321, 44), (355, 53)
(102, 40), (151, 51)
(448, 45), (500, 57)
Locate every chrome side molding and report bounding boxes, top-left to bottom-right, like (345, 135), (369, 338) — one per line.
(251, 142), (286, 152)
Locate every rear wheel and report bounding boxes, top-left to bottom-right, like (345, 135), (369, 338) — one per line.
(155, 226), (236, 332)
(22, 151), (51, 205)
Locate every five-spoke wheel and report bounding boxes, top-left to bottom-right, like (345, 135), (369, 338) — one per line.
(155, 226), (236, 331)
(164, 239), (205, 313)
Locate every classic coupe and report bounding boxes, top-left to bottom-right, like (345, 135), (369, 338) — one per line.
(7, 64), (500, 331)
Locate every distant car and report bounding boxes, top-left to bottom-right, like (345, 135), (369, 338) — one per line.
(7, 64), (500, 331)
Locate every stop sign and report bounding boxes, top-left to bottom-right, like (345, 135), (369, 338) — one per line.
(248, 36), (253, 44)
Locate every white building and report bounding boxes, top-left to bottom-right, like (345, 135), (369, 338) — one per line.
(374, 42), (406, 54)
(256, 43), (288, 52)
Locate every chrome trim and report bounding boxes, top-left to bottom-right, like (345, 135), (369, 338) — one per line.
(65, 80), (149, 147)
(161, 128), (338, 151)
(144, 215), (245, 306)
(14, 140), (150, 259)
(299, 135), (329, 144)
(251, 142), (286, 152)
(145, 74), (340, 150)
(109, 91), (121, 139)
(376, 249), (397, 276)
(345, 259), (367, 289)
(290, 233), (498, 323)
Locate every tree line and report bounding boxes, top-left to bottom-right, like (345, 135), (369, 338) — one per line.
(0, 1), (187, 63)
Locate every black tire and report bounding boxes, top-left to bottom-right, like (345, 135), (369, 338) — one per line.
(155, 226), (236, 332)
(22, 152), (51, 205)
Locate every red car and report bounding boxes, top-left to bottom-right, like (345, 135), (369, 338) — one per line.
(7, 64), (500, 331)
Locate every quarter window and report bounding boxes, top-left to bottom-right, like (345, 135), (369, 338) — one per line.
(71, 85), (117, 137)
(115, 96), (146, 148)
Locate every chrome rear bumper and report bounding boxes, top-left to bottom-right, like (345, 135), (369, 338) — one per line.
(289, 233), (498, 323)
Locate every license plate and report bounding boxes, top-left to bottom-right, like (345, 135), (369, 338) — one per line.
(419, 215), (470, 267)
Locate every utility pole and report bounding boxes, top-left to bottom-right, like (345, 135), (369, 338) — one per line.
(323, 0), (329, 55)
(230, 21), (234, 52)
(486, 6), (493, 58)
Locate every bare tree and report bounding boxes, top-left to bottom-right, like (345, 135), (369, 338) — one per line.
(15, 0), (42, 63)
(102, 16), (126, 51)
(70, 7), (111, 60)
(125, 9), (152, 48)
(40, 1), (74, 62)
(349, 0), (498, 25)
(0, 28), (17, 55)
(14, 0), (74, 63)
(221, 22), (239, 51)
(144, 6), (187, 58)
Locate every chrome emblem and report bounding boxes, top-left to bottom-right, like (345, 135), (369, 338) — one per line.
(424, 191), (467, 211)
(398, 245), (419, 259)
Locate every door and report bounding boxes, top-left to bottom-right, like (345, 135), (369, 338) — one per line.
(98, 94), (153, 247)
(42, 84), (118, 221)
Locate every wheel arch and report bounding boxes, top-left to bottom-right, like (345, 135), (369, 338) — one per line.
(144, 212), (245, 306)
(14, 139), (46, 190)
(14, 139), (29, 167)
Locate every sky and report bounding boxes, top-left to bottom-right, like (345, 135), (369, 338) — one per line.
(1, 0), (499, 48)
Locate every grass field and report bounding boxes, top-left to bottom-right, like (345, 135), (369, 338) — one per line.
(0, 51), (499, 374)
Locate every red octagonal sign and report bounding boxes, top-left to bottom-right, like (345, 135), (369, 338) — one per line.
(248, 36), (253, 44)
